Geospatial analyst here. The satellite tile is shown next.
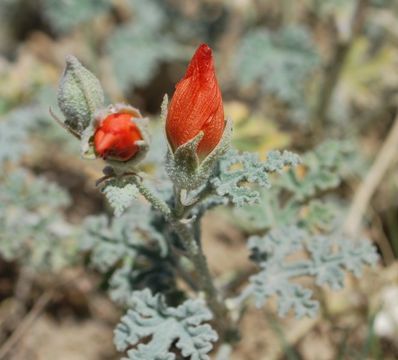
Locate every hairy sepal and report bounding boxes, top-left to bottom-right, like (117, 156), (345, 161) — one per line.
(166, 118), (232, 190)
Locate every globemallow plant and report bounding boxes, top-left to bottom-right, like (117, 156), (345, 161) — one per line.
(53, 44), (378, 359)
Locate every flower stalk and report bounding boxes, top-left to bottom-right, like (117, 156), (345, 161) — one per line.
(129, 176), (171, 218)
(130, 176), (238, 342)
(171, 218), (239, 342)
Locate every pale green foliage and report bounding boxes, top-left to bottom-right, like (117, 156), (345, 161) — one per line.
(233, 191), (339, 233)
(235, 26), (319, 119)
(81, 203), (166, 272)
(81, 215), (129, 273)
(107, 0), (182, 91)
(0, 107), (41, 168)
(247, 226), (378, 318)
(0, 170), (76, 271)
(42, 0), (111, 33)
(280, 140), (354, 200)
(0, 98), (79, 272)
(0, 90), (77, 170)
(114, 289), (218, 360)
(229, 141), (379, 318)
(102, 179), (139, 217)
(303, 200), (338, 232)
(233, 140), (356, 233)
(80, 203), (168, 304)
(212, 149), (300, 206)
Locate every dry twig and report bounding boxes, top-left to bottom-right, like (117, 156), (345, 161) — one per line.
(344, 111), (398, 236)
(0, 290), (54, 359)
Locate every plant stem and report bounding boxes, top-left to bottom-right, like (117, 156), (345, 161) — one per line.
(132, 177), (238, 341)
(130, 176), (171, 218)
(313, 0), (369, 135)
(171, 219), (238, 342)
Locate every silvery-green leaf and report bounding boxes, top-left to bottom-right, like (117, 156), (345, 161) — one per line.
(43, 0), (111, 33)
(80, 202), (168, 302)
(212, 149), (300, 206)
(0, 169), (76, 271)
(114, 289), (218, 360)
(235, 26), (319, 121)
(0, 107), (39, 168)
(245, 226), (378, 318)
(280, 140), (354, 200)
(102, 180), (139, 217)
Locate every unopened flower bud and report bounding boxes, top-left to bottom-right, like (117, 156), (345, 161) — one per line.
(94, 113), (143, 161)
(92, 105), (149, 170)
(165, 44), (232, 190)
(166, 44), (225, 159)
(57, 55), (104, 135)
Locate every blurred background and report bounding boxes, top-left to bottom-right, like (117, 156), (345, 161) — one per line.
(1, 0), (398, 359)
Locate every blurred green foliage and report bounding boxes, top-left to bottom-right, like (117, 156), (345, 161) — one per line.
(43, 0), (111, 33)
(235, 26), (319, 120)
(0, 0), (397, 357)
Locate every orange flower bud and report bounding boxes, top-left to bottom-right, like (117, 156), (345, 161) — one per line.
(94, 112), (143, 161)
(166, 43), (225, 158)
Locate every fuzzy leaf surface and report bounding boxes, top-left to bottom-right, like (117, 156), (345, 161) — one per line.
(81, 203), (168, 304)
(101, 178), (139, 217)
(247, 226), (378, 318)
(212, 149), (300, 206)
(0, 107), (42, 168)
(280, 140), (354, 200)
(0, 170), (75, 271)
(81, 203), (166, 273)
(236, 26), (319, 120)
(43, 0), (111, 33)
(107, 0), (181, 92)
(114, 289), (218, 360)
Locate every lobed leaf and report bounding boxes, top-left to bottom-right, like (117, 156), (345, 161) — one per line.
(280, 140), (355, 200)
(247, 226), (379, 318)
(101, 179), (139, 217)
(81, 203), (168, 303)
(212, 149), (300, 206)
(114, 289), (218, 360)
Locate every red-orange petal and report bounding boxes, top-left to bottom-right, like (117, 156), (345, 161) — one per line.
(94, 113), (143, 161)
(166, 43), (225, 158)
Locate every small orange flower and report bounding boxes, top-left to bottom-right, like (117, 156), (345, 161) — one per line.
(94, 113), (143, 161)
(166, 43), (225, 158)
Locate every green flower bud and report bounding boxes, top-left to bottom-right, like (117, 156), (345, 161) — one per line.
(57, 55), (104, 135)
